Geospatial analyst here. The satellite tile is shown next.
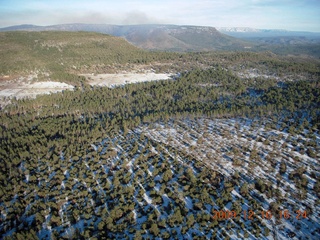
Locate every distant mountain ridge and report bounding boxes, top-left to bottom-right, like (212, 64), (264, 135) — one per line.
(217, 27), (289, 33)
(0, 23), (253, 52)
(217, 27), (320, 39)
(2, 24), (320, 53)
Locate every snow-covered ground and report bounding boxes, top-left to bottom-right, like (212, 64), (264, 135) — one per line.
(1, 116), (318, 239)
(0, 72), (173, 107)
(81, 72), (173, 87)
(138, 117), (319, 239)
(0, 75), (74, 105)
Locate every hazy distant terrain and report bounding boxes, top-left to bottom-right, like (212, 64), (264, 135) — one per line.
(2, 24), (320, 58)
(0, 24), (252, 52)
(218, 27), (320, 56)
(217, 27), (320, 39)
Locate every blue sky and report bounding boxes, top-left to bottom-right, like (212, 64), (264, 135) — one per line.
(1, 0), (319, 31)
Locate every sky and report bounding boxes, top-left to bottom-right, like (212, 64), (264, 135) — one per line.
(0, 0), (319, 32)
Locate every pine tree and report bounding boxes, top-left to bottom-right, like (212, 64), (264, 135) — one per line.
(150, 223), (160, 236)
(279, 161), (287, 174)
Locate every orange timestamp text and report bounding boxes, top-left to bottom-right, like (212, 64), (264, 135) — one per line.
(212, 209), (308, 220)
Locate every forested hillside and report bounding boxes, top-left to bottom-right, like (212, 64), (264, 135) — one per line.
(0, 31), (319, 239)
(1, 31), (319, 81)
(0, 31), (178, 84)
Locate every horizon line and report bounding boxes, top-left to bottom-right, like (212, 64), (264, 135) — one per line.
(1, 23), (320, 33)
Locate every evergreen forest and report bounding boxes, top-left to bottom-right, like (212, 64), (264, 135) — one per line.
(0, 31), (319, 239)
